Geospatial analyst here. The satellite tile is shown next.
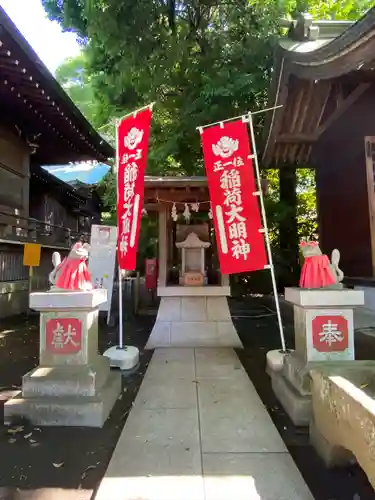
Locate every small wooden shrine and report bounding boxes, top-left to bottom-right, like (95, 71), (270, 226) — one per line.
(143, 175), (243, 348)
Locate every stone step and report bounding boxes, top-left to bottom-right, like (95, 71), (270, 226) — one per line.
(22, 358), (110, 398)
(4, 372), (121, 427)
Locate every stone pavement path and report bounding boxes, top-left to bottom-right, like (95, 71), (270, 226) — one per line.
(94, 348), (313, 500)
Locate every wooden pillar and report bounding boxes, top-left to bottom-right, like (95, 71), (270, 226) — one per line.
(279, 166), (298, 288)
(167, 209), (174, 267)
(158, 205), (168, 287)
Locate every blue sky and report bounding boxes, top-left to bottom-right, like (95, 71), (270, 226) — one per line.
(44, 163), (110, 184)
(0, 0), (81, 73)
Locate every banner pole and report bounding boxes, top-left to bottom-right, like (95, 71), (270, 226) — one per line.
(247, 112), (287, 352)
(115, 118), (124, 347)
(196, 105), (283, 131)
(118, 266), (124, 348)
(117, 102), (155, 124)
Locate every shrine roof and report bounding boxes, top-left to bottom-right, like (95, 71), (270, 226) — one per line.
(262, 8), (375, 166)
(144, 176), (207, 187)
(144, 176), (209, 208)
(0, 6), (114, 165)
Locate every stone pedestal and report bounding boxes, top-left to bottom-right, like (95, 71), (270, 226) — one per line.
(270, 287), (364, 426)
(4, 289), (121, 427)
(146, 286), (243, 348)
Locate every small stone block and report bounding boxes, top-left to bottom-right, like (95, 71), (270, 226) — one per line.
(157, 297), (181, 321)
(271, 372), (311, 426)
(217, 322), (243, 347)
(266, 349), (293, 377)
(103, 345), (139, 370)
(145, 322), (171, 348)
(181, 297), (207, 321)
(170, 321), (217, 346)
(282, 352), (314, 396)
(206, 297), (232, 321)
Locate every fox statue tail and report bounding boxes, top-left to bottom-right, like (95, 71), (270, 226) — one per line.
(331, 249), (344, 282)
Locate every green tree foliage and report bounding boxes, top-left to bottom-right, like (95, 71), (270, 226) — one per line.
(46, 0), (372, 175)
(44, 0), (286, 174)
(48, 0), (372, 278)
(55, 53), (98, 125)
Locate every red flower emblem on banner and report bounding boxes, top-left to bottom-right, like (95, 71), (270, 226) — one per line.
(117, 108), (153, 270)
(312, 315), (348, 352)
(45, 318), (82, 354)
(200, 119), (267, 274)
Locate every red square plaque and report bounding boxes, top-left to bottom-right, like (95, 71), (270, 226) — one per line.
(45, 318), (82, 354)
(312, 315), (348, 353)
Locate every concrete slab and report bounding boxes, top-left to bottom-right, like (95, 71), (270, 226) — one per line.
(144, 353), (195, 381)
(195, 347), (244, 379)
(95, 476), (204, 500)
(202, 453), (314, 500)
(134, 377), (197, 409)
(198, 378), (287, 453)
(93, 348), (312, 500)
(105, 407), (202, 476)
(149, 347), (195, 364)
(197, 377), (263, 410)
(95, 407), (204, 500)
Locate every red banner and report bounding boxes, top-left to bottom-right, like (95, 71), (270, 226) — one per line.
(201, 119), (267, 274)
(117, 107), (152, 270)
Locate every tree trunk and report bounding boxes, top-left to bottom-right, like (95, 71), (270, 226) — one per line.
(279, 166), (298, 289)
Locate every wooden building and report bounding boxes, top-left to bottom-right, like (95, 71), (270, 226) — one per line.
(0, 6), (113, 317)
(263, 8), (375, 281)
